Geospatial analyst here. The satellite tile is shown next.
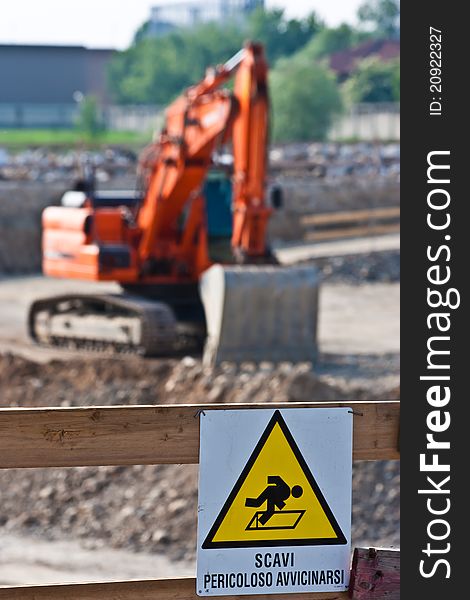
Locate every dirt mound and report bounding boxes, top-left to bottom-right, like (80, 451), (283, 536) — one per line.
(0, 353), (398, 408)
(0, 463), (198, 562)
(309, 250), (400, 284)
(0, 353), (399, 560)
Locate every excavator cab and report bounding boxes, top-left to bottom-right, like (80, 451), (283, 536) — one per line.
(205, 170), (234, 264)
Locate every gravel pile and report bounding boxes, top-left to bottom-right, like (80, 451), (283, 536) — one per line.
(0, 143), (399, 183)
(270, 142), (400, 180)
(0, 353), (399, 408)
(0, 353), (399, 559)
(0, 464), (198, 562)
(313, 250), (400, 284)
(0, 148), (136, 183)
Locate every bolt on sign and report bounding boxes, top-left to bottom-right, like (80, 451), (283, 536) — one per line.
(196, 408), (352, 596)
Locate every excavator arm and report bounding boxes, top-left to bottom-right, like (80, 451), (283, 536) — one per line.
(136, 42), (271, 279)
(230, 44), (271, 258)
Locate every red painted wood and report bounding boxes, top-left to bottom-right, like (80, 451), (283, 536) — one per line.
(349, 548), (400, 599)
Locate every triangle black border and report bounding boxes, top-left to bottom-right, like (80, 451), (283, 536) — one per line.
(202, 410), (347, 549)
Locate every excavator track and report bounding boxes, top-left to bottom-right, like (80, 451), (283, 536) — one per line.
(28, 293), (180, 356)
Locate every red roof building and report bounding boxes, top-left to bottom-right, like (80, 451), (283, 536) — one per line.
(329, 39), (400, 80)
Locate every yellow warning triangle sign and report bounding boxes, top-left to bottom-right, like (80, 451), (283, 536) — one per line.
(202, 410), (346, 549)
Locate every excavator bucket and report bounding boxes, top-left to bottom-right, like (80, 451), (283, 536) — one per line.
(199, 265), (320, 367)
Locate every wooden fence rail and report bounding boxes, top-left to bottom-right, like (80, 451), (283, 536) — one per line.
(0, 547), (400, 600)
(0, 578), (348, 600)
(300, 207), (400, 242)
(0, 401), (400, 599)
(0, 401), (400, 469)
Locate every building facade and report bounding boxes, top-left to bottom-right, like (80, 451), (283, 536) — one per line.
(0, 44), (115, 128)
(148, 0), (263, 35)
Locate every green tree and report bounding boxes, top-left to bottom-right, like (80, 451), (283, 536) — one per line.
(247, 8), (324, 64)
(108, 9), (324, 105)
(342, 56), (400, 103)
(270, 56), (342, 141)
(133, 20), (151, 44)
(76, 95), (104, 140)
(297, 24), (367, 61)
(357, 0), (400, 38)
(108, 23), (243, 105)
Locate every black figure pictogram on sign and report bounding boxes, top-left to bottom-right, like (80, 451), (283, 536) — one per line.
(245, 476), (304, 529)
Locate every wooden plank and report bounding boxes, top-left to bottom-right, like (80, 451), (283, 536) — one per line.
(302, 207), (400, 227)
(349, 548), (400, 599)
(0, 577), (348, 600)
(301, 207), (400, 227)
(0, 401), (399, 469)
(304, 223), (400, 242)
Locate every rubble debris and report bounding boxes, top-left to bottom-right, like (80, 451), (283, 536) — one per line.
(312, 250), (400, 284)
(0, 143), (399, 183)
(0, 148), (136, 183)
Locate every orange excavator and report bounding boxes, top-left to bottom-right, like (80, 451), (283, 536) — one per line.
(29, 43), (319, 365)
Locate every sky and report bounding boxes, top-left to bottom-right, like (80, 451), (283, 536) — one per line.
(0, 1), (363, 50)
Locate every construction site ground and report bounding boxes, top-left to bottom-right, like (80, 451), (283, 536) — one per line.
(0, 269), (399, 585)
(0, 157), (399, 586)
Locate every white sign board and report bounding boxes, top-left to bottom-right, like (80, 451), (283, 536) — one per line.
(196, 408), (352, 596)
